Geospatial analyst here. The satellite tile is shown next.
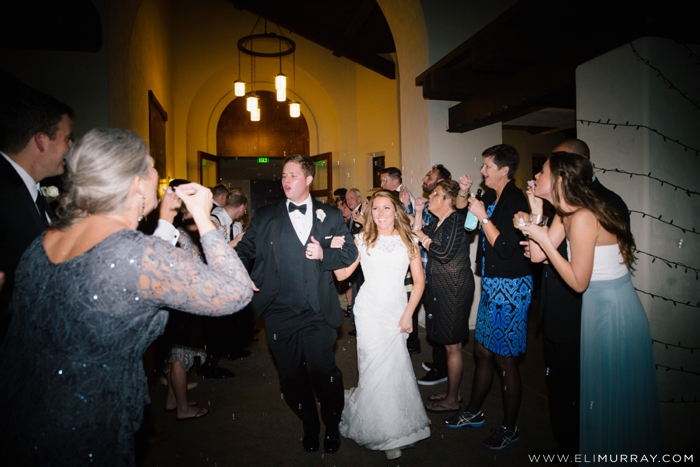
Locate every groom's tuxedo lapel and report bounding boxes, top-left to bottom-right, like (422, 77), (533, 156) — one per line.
(309, 200), (321, 244)
(271, 201), (288, 264)
(0, 156), (45, 233)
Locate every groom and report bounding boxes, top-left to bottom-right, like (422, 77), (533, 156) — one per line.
(235, 155), (357, 454)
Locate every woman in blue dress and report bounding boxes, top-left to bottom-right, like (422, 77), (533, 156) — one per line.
(515, 152), (662, 463)
(446, 144), (533, 451)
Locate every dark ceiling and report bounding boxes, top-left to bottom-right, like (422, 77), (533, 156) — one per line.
(4, 1), (698, 136)
(229, 0), (396, 79)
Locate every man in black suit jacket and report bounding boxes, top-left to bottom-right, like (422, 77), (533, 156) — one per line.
(533, 138), (629, 456)
(235, 155), (358, 454)
(0, 82), (74, 342)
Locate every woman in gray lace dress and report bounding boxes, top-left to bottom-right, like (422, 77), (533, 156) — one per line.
(0, 128), (254, 465)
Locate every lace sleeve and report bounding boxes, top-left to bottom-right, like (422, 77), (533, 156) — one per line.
(140, 230), (253, 316)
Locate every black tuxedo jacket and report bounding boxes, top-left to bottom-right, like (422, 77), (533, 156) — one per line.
(235, 198), (358, 328)
(0, 155), (50, 315)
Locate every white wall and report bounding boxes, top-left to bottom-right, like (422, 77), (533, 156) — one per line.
(577, 37), (700, 452)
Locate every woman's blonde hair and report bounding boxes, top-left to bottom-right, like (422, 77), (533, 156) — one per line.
(361, 190), (418, 259)
(53, 128), (152, 230)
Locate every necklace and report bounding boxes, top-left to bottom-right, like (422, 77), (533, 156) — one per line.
(436, 210), (455, 228)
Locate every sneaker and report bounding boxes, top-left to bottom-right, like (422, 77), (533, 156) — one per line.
(444, 408), (485, 429)
(482, 425), (519, 450)
(385, 448), (402, 460)
(417, 369), (447, 386)
(421, 361), (434, 372)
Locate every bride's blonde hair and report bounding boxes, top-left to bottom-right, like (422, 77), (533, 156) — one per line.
(362, 190), (418, 259)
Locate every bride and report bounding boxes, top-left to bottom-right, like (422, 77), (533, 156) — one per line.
(332, 190), (431, 460)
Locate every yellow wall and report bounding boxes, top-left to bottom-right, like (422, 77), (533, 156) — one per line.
(109, 0), (175, 178)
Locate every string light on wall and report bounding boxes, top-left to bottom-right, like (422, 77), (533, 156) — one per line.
(236, 18), (298, 121)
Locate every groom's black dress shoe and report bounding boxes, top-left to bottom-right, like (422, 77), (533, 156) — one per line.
(323, 427), (341, 453)
(302, 434), (319, 452)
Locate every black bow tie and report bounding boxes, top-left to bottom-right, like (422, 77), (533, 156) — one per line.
(288, 203), (307, 214)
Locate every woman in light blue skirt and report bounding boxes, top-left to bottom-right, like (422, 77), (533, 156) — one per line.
(515, 152), (662, 463)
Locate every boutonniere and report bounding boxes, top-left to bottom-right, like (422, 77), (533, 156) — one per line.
(41, 186), (60, 199)
(316, 209), (326, 222)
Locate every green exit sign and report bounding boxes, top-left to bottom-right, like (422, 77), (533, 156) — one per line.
(315, 161), (325, 167)
(257, 157), (269, 164)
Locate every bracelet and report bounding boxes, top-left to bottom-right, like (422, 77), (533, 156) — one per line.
(411, 225), (419, 231)
(420, 237), (432, 248)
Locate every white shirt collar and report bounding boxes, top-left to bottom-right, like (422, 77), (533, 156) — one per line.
(1, 151), (39, 201)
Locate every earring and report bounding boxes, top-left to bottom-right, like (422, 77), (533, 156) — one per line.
(137, 194), (146, 222)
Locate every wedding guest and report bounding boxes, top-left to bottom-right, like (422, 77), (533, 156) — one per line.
(515, 152), (662, 460)
(409, 164), (453, 386)
(0, 128), (253, 465)
(211, 184), (230, 210)
(447, 144), (532, 451)
(529, 138), (629, 457)
(153, 180), (208, 421)
(412, 180), (475, 414)
(0, 83), (74, 342)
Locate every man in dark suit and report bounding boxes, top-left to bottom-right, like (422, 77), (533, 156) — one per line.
(533, 138), (629, 457)
(235, 155), (358, 454)
(0, 84), (74, 342)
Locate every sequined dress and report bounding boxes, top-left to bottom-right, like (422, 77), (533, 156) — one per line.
(339, 234), (431, 450)
(0, 229), (253, 465)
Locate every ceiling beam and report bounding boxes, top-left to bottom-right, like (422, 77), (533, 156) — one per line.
(344, 0), (377, 41)
(230, 0), (395, 79)
(448, 85), (575, 133)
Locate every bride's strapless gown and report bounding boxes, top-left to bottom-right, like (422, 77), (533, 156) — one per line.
(339, 234), (430, 450)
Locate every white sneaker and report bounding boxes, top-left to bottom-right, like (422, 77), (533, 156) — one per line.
(385, 448), (402, 460)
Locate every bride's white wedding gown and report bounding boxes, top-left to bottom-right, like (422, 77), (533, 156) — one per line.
(339, 234), (431, 450)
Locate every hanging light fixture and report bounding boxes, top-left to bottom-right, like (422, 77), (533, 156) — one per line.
(234, 49), (246, 97)
(237, 18), (296, 121)
(246, 93), (259, 112)
(275, 73), (286, 101)
(289, 101), (300, 118)
(245, 52), (259, 114)
(289, 49), (300, 118)
(250, 107), (261, 122)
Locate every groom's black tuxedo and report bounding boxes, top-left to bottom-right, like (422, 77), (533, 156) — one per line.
(236, 198), (357, 326)
(235, 197), (357, 439)
(0, 155), (53, 339)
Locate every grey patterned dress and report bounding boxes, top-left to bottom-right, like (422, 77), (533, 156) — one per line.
(0, 229), (252, 465)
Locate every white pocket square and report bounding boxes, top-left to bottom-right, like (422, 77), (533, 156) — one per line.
(324, 235), (333, 239)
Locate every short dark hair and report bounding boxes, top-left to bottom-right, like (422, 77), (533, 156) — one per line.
(0, 82), (75, 155)
(482, 144), (520, 179)
(437, 179), (460, 208)
(380, 167), (402, 182)
(212, 184), (230, 198)
(283, 154), (315, 178)
(432, 164), (452, 182)
(225, 189), (248, 208)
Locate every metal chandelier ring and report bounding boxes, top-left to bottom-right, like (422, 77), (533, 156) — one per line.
(237, 33), (296, 58)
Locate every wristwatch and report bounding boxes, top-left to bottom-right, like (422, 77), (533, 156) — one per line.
(481, 217), (491, 225)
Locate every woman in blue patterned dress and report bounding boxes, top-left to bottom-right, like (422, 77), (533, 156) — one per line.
(446, 144), (533, 451)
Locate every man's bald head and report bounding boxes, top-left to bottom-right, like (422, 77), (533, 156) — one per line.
(552, 139), (590, 160)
